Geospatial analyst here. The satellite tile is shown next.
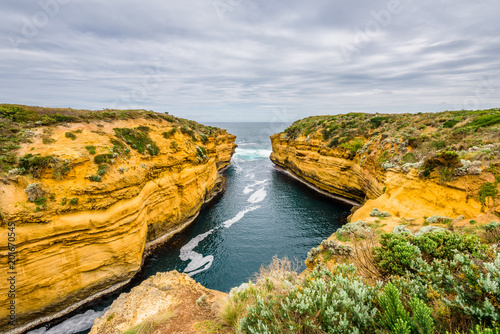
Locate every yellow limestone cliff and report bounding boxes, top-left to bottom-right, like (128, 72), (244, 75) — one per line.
(0, 115), (236, 333)
(270, 112), (500, 225)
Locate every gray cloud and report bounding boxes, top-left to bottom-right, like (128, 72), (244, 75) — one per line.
(0, 0), (499, 122)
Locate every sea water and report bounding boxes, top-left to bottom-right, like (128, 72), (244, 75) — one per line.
(27, 122), (351, 334)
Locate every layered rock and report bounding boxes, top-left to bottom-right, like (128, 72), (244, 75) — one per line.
(0, 115), (236, 333)
(270, 111), (500, 223)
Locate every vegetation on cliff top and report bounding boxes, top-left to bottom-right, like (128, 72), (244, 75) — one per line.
(281, 109), (500, 173)
(0, 104), (222, 174)
(220, 225), (500, 334)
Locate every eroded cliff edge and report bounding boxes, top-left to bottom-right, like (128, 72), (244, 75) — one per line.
(270, 110), (500, 224)
(0, 105), (236, 333)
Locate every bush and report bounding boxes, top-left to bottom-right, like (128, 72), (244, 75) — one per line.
(478, 182), (498, 206)
(85, 145), (96, 155)
(114, 128), (159, 155)
(378, 283), (434, 334)
(18, 154), (53, 177)
(337, 220), (372, 239)
(412, 230), (488, 261)
(94, 154), (113, 164)
(443, 119), (460, 128)
(374, 233), (421, 276)
(340, 138), (364, 156)
(65, 132), (77, 140)
(162, 128), (177, 139)
(239, 265), (379, 333)
(370, 116), (389, 128)
(469, 114), (500, 128)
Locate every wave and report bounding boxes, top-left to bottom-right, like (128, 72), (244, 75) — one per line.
(248, 188), (267, 204)
(180, 229), (215, 276)
(222, 205), (261, 228)
(243, 180), (268, 194)
(27, 308), (109, 334)
(233, 148), (272, 161)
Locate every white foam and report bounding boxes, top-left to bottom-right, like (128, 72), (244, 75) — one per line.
(248, 188), (267, 204)
(233, 148), (272, 161)
(27, 308), (109, 334)
(222, 206), (261, 228)
(243, 180), (268, 194)
(179, 229), (215, 276)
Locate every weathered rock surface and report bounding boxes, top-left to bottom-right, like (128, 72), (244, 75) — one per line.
(270, 132), (489, 223)
(0, 118), (235, 333)
(90, 271), (229, 334)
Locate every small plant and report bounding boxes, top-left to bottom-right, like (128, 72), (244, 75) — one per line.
(90, 175), (101, 182)
(94, 154), (113, 164)
(162, 128), (177, 139)
(478, 182), (498, 207)
(170, 141), (180, 152)
(69, 197), (78, 205)
(65, 132), (77, 140)
(341, 138), (364, 156)
(85, 145), (96, 154)
(114, 127), (159, 156)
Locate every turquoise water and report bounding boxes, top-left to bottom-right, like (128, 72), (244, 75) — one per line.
(27, 122), (351, 334)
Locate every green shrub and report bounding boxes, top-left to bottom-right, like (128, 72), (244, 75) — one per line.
(18, 154), (53, 177)
(478, 182), (498, 206)
(340, 138), (364, 155)
(469, 114), (500, 128)
(432, 140), (446, 150)
(69, 197), (78, 205)
(90, 175), (101, 182)
(239, 265), (379, 333)
(370, 116), (390, 128)
(65, 132), (77, 140)
(443, 119), (460, 128)
(378, 283), (434, 334)
(114, 128), (159, 155)
(412, 230), (488, 261)
(162, 128), (177, 139)
(85, 145), (96, 154)
(374, 233), (421, 276)
(402, 153), (417, 164)
(94, 154), (113, 164)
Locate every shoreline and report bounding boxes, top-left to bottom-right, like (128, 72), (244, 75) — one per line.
(272, 164), (361, 207)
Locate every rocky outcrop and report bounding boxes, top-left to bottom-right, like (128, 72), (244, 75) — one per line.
(0, 115), (236, 334)
(90, 271), (228, 334)
(270, 113), (499, 223)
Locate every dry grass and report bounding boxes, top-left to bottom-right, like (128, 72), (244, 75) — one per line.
(121, 311), (174, 334)
(218, 256), (302, 330)
(347, 236), (384, 283)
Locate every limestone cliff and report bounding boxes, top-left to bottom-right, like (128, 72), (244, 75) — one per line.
(271, 110), (500, 224)
(0, 106), (236, 334)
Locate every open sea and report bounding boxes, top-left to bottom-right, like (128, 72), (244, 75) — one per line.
(27, 122), (352, 334)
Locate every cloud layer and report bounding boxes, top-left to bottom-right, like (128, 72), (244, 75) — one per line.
(1, 0), (499, 122)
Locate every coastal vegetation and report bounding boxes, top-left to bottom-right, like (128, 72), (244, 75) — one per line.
(219, 225), (500, 333)
(0, 103), (221, 173)
(283, 109), (500, 173)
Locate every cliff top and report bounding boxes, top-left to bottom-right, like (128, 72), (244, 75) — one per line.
(0, 104), (224, 174)
(277, 108), (500, 182)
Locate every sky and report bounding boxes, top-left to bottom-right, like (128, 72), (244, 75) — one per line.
(0, 0), (499, 122)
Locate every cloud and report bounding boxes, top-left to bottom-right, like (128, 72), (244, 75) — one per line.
(0, 0), (498, 122)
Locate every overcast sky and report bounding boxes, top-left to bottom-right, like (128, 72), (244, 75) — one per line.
(1, 0), (499, 122)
